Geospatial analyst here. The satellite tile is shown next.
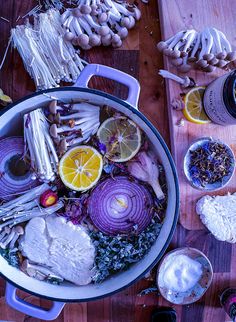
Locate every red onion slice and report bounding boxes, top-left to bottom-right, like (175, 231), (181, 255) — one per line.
(88, 176), (154, 235)
(0, 137), (39, 201)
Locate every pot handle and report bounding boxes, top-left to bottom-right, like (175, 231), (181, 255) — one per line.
(74, 64), (140, 109)
(5, 282), (65, 321)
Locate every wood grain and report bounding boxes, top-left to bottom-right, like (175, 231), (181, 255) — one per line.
(158, 0), (236, 230)
(0, 1), (235, 322)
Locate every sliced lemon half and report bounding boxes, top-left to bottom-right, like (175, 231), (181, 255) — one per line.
(183, 86), (211, 124)
(59, 145), (103, 191)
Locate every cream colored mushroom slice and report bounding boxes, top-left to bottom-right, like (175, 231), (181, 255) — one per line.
(196, 193), (236, 243)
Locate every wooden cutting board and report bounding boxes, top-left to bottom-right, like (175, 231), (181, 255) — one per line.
(158, 0), (236, 230)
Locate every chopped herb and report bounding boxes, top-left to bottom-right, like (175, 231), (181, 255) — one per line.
(0, 248), (21, 268)
(90, 215), (162, 283)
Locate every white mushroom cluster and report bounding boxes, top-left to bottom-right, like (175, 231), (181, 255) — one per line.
(0, 184), (64, 231)
(48, 100), (100, 154)
(62, 0), (141, 49)
(24, 109), (59, 182)
(157, 27), (236, 73)
(11, 9), (86, 90)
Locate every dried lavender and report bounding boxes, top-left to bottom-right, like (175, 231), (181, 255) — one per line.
(90, 215), (162, 283)
(189, 142), (233, 187)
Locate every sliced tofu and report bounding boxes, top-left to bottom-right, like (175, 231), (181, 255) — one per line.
(196, 193), (236, 243)
(19, 215), (95, 285)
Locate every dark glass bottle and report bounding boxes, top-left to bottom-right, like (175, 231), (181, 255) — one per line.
(220, 288), (236, 321)
(203, 70), (236, 125)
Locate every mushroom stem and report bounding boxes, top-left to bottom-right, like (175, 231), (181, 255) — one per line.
(158, 69), (192, 88)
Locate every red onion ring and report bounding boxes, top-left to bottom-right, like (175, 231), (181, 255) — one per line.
(0, 137), (39, 201)
(88, 176), (154, 235)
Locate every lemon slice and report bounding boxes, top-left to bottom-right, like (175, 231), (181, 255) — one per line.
(183, 86), (211, 124)
(97, 116), (141, 162)
(59, 145), (103, 191)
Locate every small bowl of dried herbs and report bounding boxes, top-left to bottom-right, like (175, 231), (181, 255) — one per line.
(184, 137), (235, 191)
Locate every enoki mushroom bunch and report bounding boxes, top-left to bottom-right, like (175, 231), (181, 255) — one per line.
(0, 184), (63, 231)
(11, 9), (86, 90)
(62, 0), (141, 49)
(157, 27), (236, 73)
(24, 109), (59, 182)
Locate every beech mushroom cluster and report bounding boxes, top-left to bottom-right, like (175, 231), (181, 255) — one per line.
(62, 0), (141, 49)
(0, 226), (24, 249)
(0, 184), (64, 231)
(48, 100), (100, 155)
(157, 27), (236, 73)
(24, 109), (59, 182)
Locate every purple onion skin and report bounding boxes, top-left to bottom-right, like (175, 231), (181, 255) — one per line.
(0, 137), (39, 201)
(88, 176), (154, 236)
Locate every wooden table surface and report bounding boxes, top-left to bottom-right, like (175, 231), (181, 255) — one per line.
(0, 1), (234, 322)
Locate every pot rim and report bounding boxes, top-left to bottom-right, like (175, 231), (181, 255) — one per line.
(0, 86), (179, 302)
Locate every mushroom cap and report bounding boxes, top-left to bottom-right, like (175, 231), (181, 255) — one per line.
(21, 259), (29, 272)
(98, 26), (110, 36)
(73, 8), (82, 18)
(128, 16), (136, 29)
(50, 124), (59, 139)
(203, 65), (216, 72)
(101, 34), (112, 46)
(171, 57), (183, 66)
(98, 12), (108, 23)
(208, 57), (219, 66)
(48, 114), (55, 123)
(157, 41), (168, 52)
(89, 34), (101, 46)
(112, 39), (123, 48)
(112, 34), (121, 43)
(203, 53), (215, 61)
(163, 48), (173, 57)
(180, 51), (188, 57)
(49, 100), (58, 115)
(64, 31), (75, 42)
(178, 63), (192, 73)
(120, 17), (131, 29)
(54, 112), (61, 124)
(187, 57), (197, 63)
(15, 226), (24, 235)
(80, 4), (92, 15)
(118, 27), (128, 39)
(182, 76), (191, 88)
(170, 49), (181, 58)
(217, 59), (228, 68)
(197, 59), (209, 68)
(78, 34), (90, 47)
(132, 7), (141, 20)
(226, 51), (236, 62)
(59, 139), (69, 154)
(216, 51), (227, 60)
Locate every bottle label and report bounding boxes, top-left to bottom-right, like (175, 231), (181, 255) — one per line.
(203, 73), (236, 125)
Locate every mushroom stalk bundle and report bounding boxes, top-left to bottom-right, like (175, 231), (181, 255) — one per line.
(62, 0), (141, 49)
(24, 109), (59, 182)
(157, 27), (236, 73)
(48, 100), (100, 154)
(11, 9), (86, 90)
(0, 184), (64, 231)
